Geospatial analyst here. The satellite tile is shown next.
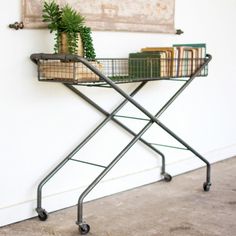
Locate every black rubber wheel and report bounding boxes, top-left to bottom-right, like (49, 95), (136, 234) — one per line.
(38, 210), (48, 221)
(203, 182), (211, 192)
(79, 224), (90, 235)
(163, 173), (172, 182)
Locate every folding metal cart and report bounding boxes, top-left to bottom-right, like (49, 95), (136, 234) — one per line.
(30, 53), (212, 235)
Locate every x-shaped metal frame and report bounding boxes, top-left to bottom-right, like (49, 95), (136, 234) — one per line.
(31, 53), (212, 234)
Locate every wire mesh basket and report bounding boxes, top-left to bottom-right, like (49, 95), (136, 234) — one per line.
(37, 56), (208, 84)
(39, 60), (103, 83)
(98, 57), (208, 81)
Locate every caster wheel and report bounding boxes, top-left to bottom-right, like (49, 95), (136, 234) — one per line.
(163, 173), (172, 182)
(203, 182), (211, 192)
(79, 224), (90, 235)
(38, 210), (48, 221)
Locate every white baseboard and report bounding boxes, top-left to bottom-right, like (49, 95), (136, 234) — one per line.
(1, 143), (235, 227)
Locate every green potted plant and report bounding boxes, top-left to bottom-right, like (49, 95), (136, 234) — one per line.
(42, 0), (96, 59)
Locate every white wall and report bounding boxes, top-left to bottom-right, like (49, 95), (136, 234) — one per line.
(1, 0), (236, 227)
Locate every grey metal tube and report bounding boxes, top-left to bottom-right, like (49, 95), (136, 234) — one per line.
(77, 118), (155, 224)
(155, 56), (212, 119)
(37, 157), (70, 209)
(36, 116), (111, 209)
(156, 121), (211, 182)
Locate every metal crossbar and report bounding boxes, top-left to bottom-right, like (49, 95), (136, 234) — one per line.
(70, 158), (107, 169)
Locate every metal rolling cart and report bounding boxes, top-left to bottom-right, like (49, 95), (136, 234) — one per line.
(30, 53), (212, 235)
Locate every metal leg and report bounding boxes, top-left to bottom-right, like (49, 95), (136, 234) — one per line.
(77, 117), (158, 226)
(36, 155), (71, 220)
(156, 120), (211, 188)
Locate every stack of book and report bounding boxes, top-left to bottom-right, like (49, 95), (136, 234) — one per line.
(128, 44), (206, 78)
(172, 43), (206, 77)
(140, 47), (174, 77)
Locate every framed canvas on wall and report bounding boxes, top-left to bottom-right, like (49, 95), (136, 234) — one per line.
(22, 0), (176, 33)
